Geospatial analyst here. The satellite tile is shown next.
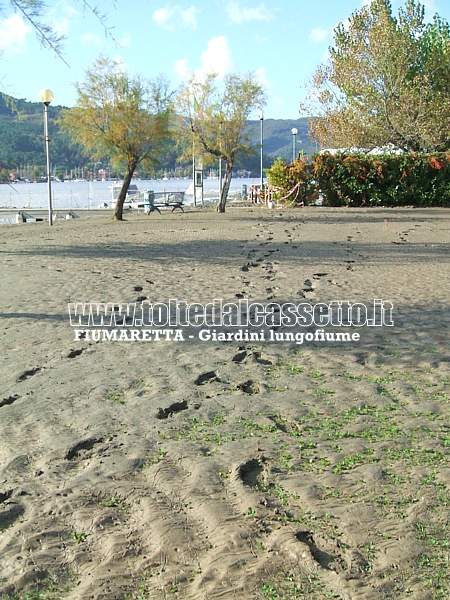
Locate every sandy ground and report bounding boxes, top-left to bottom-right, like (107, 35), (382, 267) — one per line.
(0, 206), (449, 600)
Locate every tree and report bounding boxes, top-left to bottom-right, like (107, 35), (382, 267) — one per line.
(306, 0), (450, 152)
(60, 57), (173, 220)
(177, 72), (265, 212)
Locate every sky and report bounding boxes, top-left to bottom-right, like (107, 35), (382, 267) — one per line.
(1, 0), (449, 120)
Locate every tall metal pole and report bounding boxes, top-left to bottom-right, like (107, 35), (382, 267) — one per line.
(218, 122), (222, 202)
(39, 88), (54, 225)
(192, 135), (196, 207)
(43, 104), (53, 225)
(260, 112), (264, 191)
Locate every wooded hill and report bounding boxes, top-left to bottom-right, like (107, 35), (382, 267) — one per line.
(0, 93), (313, 178)
(0, 94), (89, 177)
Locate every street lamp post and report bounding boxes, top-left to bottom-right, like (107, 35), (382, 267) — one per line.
(39, 88), (54, 225)
(218, 121), (223, 201)
(291, 127), (298, 163)
(260, 111), (264, 191)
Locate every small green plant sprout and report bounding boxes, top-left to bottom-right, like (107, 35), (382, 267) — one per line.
(71, 530), (88, 543)
(143, 448), (166, 467)
(310, 370), (325, 378)
(106, 389), (125, 404)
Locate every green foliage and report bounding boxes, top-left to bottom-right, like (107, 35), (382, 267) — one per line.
(314, 151), (450, 206)
(0, 91), (312, 180)
(176, 72), (265, 211)
(0, 93), (90, 177)
(60, 57), (173, 172)
(308, 0), (450, 152)
(60, 56), (174, 219)
(267, 150), (450, 206)
(265, 156), (316, 205)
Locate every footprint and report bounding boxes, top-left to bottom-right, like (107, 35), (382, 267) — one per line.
(16, 367), (41, 382)
(355, 353), (368, 365)
(0, 394), (20, 408)
(0, 503), (25, 531)
(349, 549), (370, 576)
(0, 490), (13, 503)
(237, 380), (261, 394)
(194, 371), (220, 386)
(156, 400), (188, 420)
(232, 349), (248, 363)
(237, 458), (266, 488)
(241, 261), (259, 272)
(67, 348), (84, 359)
(295, 531), (342, 571)
(65, 437), (104, 461)
(232, 348), (272, 365)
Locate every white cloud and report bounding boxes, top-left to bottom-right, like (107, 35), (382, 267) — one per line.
(0, 14), (30, 52)
(197, 35), (233, 79)
(175, 58), (189, 77)
(153, 5), (199, 30)
(255, 67), (270, 89)
(80, 32), (103, 47)
(175, 36), (233, 83)
(152, 7), (174, 28)
(225, 1), (273, 25)
(48, 2), (77, 37)
(181, 6), (199, 29)
(310, 27), (328, 43)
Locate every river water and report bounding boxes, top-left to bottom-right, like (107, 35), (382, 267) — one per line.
(0, 177), (261, 210)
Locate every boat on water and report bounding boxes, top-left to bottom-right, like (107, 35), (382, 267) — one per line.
(110, 182), (187, 211)
(110, 181), (141, 209)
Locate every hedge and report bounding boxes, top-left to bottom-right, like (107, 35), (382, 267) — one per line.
(266, 151), (450, 207)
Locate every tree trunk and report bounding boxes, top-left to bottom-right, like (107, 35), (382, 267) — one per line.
(113, 163), (137, 221)
(216, 162), (233, 212)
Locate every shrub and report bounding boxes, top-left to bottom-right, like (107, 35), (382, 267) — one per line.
(313, 151), (450, 207)
(265, 156), (316, 205)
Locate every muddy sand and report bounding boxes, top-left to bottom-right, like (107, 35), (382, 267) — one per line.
(0, 206), (449, 599)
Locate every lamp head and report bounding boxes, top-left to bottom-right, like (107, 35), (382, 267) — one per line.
(291, 127), (298, 135)
(39, 88), (54, 105)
